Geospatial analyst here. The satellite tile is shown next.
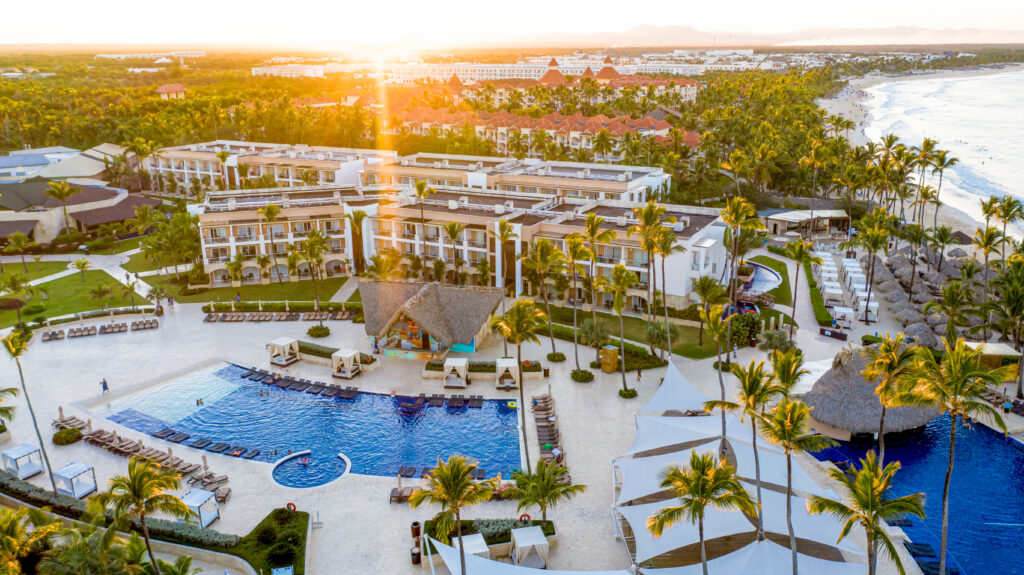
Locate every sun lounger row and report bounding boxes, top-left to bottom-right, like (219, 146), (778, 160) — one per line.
(131, 319), (159, 331)
(99, 323), (128, 335)
(204, 310), (355, 323)
(187, 469), (230, 489)
(82, 429), (203, 476)
(68, 326), (98, 338)
(242, 368), (358, 398)
(41, 330), (66, 341)
(533, 394), (572, 484)
(302, 312), (329, 321)
(52, 415), (88, 430)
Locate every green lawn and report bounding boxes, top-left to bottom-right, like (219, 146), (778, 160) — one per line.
(347, 288), (361, 303)
(0, 261), (69, 283)
(749, 255), (793, 306)
(144, 274), (349, 303)
(546, 304), (719, 360)
(120, 251), (183, 274)
(1, 270), (143, 328)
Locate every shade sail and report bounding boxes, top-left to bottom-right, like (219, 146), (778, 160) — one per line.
(640, 362), (709, 414)
(756, 487), (863, 555)
(615, 446), (715, 505)
(639, 540), (868, 575)
(727, 440), (834, 498)
(453, 532), (490, 559)
(617, 499), (754, 563)
(431, 539), (630, 575)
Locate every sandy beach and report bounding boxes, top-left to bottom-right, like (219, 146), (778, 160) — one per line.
(817, 64), (1024, 236)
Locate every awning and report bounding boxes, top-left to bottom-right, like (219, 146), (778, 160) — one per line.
(431, 538), (630, 575)
(757, 488), (864, 555)
(639, 540), (868, 575)
(452, 532), (490, 559)
(617, 498), (754, 562)
(0, 220), (37, 238)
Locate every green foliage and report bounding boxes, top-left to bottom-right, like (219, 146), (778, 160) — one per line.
(52, 427), (83, 445)
(546, 352), (566, 363)
(618, 388), (639, 399)
(570, 369), (594, 383)
(766, 244), (787, 257)
(804, 262), (835, 327)
(254, 523), (278, 545)
(758, 329), (796, 353)
(306, 325), (330, 338)
(862, 335), (884, 346)
(729, 313), (762, 343)
(267, 542), (298, 567)
(295, 340), (375, 364)
(423, 359), (542, 373)
(21, 303), (46, 316)
(201, 301), (360, 313)
(232, 508), (309, 574)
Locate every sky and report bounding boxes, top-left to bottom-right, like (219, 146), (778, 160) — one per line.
(5, 0), (1023, 49)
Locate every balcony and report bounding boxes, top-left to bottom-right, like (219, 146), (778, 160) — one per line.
(292, 230), (310, 238)
(235, 235), (259, 243)
(207, 256), (230, 263)
(272, 232), (290, 240)
(399, 232), (418, 240)
(467, 240), (487, 249)
(205, 236), (230, 245)
(596, 256), (618, 264)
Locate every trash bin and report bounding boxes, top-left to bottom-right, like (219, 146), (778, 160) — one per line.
(411, 546), (422, 565)
(543, 367), (550, 377)
(411, 521), (421, 538)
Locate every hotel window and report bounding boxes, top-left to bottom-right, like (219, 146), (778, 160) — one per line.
(236, 226), (255, 239)
(238, 245), (259, 257)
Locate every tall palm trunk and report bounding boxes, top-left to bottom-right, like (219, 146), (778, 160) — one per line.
(542, 285), (556, 354)
(934, 171), (945, 230)
(878, 405), (888, 465)
(939, 413), (957, 575)
(751, 421), (765, 539)
(618, 312), (627, 391)
(14, 358), (58, 496)
(661, 257), (671, 359)
(699, 517), (708, 575)
(863, 256), (876, 324)
(786, 453), (797, 575)
(868, 522), (877, 575)
(789, 261), (800, 340)
(715, 345), (726, 437)
(517, 343), (532, 473)
(646, 249), (654, 320)
(140, 516), (162, 575)
(571, 271), (581, 370)
(589, 258), (598, 324)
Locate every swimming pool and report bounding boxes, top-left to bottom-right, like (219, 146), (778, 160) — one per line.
(101, 364), (522, 485)
(814, 417), (1024, 574)
(745, 262), (783, 293)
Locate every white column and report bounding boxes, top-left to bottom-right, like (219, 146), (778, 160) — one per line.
(514, 237), (523, 296)
(494, 222), (504, 289)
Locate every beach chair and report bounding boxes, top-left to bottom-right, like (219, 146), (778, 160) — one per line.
(243, 449), (260, 460)
(188, 470), (214, 485)
(227, 446), (247, 457)
(400, 487), (413, 502)
(389, 487), (402, 504)
(177, 463), (202, 475)
(191, 438), (212, 449)
(201, 475), (228, 488)
(215, 487), (232, 503)
(207, 443), (230, 454)
(152, 428), (176, 439)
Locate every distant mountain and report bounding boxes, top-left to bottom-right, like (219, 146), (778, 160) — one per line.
(510, 25), (1024, 48)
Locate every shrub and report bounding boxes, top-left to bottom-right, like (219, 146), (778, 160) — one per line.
(736, 264), (754, 276)
(278, 529), (302, 547)
(306, 325), (330, 338)
(180, 286), (208, 296)
(546, 352), (565, 363)
(731, 313), (762, 343)
(619, 388), (639, 399)
(267, 542), (297, 566)
(52, 428), (82, 446)
(270, 507), (294, 526)
(758, 329), (795, 353)
(85, 238), (113, 252)
(862, 335), (883, 346)
(767, 244), (788, 257)
(804, 262), (834, 327)
(570, 369), (594, 383)
(21, 303), (46, 316)
(255, 524), (278, 545)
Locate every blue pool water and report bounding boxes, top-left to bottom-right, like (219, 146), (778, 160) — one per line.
(814, 417), (1024, 575)
(746, 262), (783, 293)
(103, 364), (521, 485)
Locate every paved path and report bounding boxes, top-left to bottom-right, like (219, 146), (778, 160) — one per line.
(328, 276), (358, 302)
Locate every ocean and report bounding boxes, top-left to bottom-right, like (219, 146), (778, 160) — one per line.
(862, 68), (1024, 236)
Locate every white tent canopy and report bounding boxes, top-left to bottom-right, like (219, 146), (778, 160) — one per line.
(2, 444), (43, 480)
(269, 337), (299, 367)
(443, 357), (468, 388)
(331, 348), (361, 379)
(757, 488), (864, 555)
(452, 532), (490, 559)
(510, 525), (549, 568)
(617, 499), (754, 563)
(496, 357), (519, 389)
(615, 446), (713, 505)
(626, 415), (770, 456)
(181, 488), (220, 528)
(640, 362), (709, 414)
(788, 358), (833, 397)
(727, 439), (833, 498)
(639, 540), (868, 575)
(431, 539), (630, 575)
(54, 462), (96, 498)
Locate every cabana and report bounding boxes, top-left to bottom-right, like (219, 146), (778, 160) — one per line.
(509, 525), (549, 568)
(181, 488), (220, 527)
(495, 357), (519, 390)
(269, 337), (299, 367)
(832, 306), (855, 328)
(823, 288), (845, 306)
(965, 341), (1021, 378)
(2, 444), (43, 479)
(331, 348), (361, 379)
(54, 462), (96, 498)
(452, 532), (490, 559)
(443, 357), (468, 388)
(639, 540), (867, 575)
(857, 300), (879, 322)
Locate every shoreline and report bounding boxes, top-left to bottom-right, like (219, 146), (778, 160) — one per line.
(817, 64), (1024, 236)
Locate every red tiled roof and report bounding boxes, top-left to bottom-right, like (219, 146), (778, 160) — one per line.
(548, 58), (558, 67)
(603, 56), (613, 64)
(538, 69), (568, 86)
(155, 83), (187, 94)
(595, 66), (621, 80)
(580, 67), (595, 78)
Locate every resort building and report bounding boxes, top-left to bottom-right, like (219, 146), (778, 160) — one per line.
(360, 153), (671, 202)
(154, 84), (187, 100)
(250, 65), (326, 78)
(148, 141), (398, 193)
(0, 177), (160, 243)
(194, 166), (724, 310)
(0, 146), (80, 183)
(32, 143), (127, 185)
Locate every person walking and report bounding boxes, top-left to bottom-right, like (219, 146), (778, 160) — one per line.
(101, 378), (109, 394)
(636, 367), (643, 385)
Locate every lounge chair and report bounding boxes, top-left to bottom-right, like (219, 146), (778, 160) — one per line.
(167, 433), (190, 443)
(203, 313), (218, 323)
(307, 385), (324, 394)
(321, 386), (339, 398)
(243, 449), (260, 460)
(421, 467), (432, 478)
(207, 443), (230, 454)
(399, 466), (416, 478)
(191, 438), (212, 449)
(162, 456), (183, 469)
(389, 487), (402, 503)
(177, 463), (202, 475)
(215, 487), (232, 503)
(189, 470), (214, 485)
(152, 428), (176, 439)
(400, 487), (414, 502)
(201, 475), (228, 488)
(227, 446), (247, 457)
(904, 542), (937, 558)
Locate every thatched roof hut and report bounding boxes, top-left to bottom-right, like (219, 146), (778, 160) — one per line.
(904, 322), (940, 349)
(805, 347), (940, 434)
(886, 254), (911, 271)
(359, 279), (504, 346)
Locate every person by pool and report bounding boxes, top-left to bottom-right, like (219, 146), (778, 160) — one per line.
(301, 458), (309, 466)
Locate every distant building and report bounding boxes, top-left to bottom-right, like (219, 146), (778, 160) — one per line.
(95, 51), (205, 60)
(0, 147), (80, 182)
(155, 84), (187, 100)
(33, 144), (127, 184)
(251, 65), (326, 78)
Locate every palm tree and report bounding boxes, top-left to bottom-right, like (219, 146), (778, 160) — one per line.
(720, 197), (764, 348)
(120, 137), (160, 190)
(646, 452), (755, 575)
(580, 213), (617, 323)
(563, 236), (592, 372)
(521, 238), (566, 355)
(258, 203), (282, 281)
(0, 504), (58, 572)
(345, 209), (368, 273)
(924, 282), (973, 342)
(628, 201), (673, 320)
(442, 222), (465, 282)
(860, 333), (917, 464)
(507, 459), (586, 521)
(701, 304), (735, 436)
(928, 225), (953, 272)
(846, 225), (889, 323)
(121, 281), (139, 310)
(900, 224), (927, 293)
(413, 180), (435, 236)
(409, 456), (496, 575)
(0, 273), (43, 327)
(490, 299), (548, 473)
(705, 359), (780, 539)
(45, 181), (81, 236)
(2, 332), (58, 496)
(300, 230), (328, 315)
(995, 196), (1024, 262)
(71, 257), (91, 281)
(579, 317), (610, 365)
(692, 275), (727, 346)
(808, 451), (925, 575)
(146, 285), (169, 311)
(911, 338), (1012, 575)
(782, 239), (821, 340)
(592, 129), (614, 161)
(769, 348), (808, 398)
(255, 254), (271, 283)
(91, 458), (192, 575)
(127, 204), (161, 236)
(655, 227), (686, 357)
(3, 232), (36, 273)
(298, 169), (319, 187)
(39, 514), (134, 575)
(930, 150), (959, 229)
(595, 264), (638, 392)
(759, 399), (836, 575)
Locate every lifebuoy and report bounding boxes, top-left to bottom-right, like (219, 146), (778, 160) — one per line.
(391, 390), (397, 396)
(286, 502), (297, 512)
(508, 401), (518, 409)
(519, 514), (531, 523)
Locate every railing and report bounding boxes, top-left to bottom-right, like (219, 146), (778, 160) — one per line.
(596, 256), (618, 264)
(235, 235), (259, 243)
(399, 232), (418, 240)
(208, 256), (230, 263)
(467, 240), (487, 248)
(272, 232), (290, 240)
(205, 236), (230, 245)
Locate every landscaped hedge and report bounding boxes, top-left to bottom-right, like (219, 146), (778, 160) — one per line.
(767, 244), (788, 257)
(424, 359), (543, 373)
(296, 341), (375, 364)
(202, 301), (362, 313)
(306, 325), (330, 338)
(571, 369), (594, 383)
(546, 352), (566, 363)
(619, 388), (639, 399)
(231, 507), (309, 574)
(803, 262), (834, 327)
(546, 323), (667, 371)
(46, 307), (157, 326)
(52, 428), (82, 445)
(423, 518), (554, 552)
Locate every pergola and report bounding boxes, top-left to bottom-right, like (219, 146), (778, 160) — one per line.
(54, 462), (97, 499)
(443, 357), (468, 388)
(1, 444), (43, 480)
(495, 357), (519, 390)
(269, 337), (299, 367)
(181, 488), (220, 527)
(331, 348), (362, 379)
